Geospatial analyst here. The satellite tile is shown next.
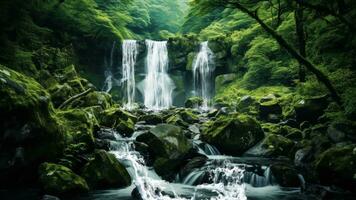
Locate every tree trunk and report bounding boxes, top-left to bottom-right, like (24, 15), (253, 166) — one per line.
(224, 1), (342, 106)
(295, 3), (306, 82)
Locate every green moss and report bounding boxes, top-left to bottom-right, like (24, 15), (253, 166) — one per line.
(81, 150), (131, 189)
(260, 134), (295, 157)
(39, 162), (89, 195)
(202, 114), (264, 155)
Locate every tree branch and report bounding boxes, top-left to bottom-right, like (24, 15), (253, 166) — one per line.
(58, 88), (93, 109)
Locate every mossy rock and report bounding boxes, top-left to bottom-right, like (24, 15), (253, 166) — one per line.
(315, 144), (356, 192)
(69, 91), (112, 110)
(215, 74), (237, 93)
(58, 143), (91, 172)
(57, 109), (98, 146)
(116, 118), (135, 136)
(100, 106), (137, 127)
(0, 66), (65, 184)
(201, 114), (264, 156)
(262, 134), (295, 157)
(38, 163), (89, 195)
(81, 150), (131, 189)
(139, 113), (163, 124)
(185, 97), (203, 108)
(136, 124), (192, 159)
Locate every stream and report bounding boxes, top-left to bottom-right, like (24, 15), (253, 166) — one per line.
(74, 116), (305, 200)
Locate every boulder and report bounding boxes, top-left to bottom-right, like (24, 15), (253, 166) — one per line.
(201, 114), (264, 156)
(185, 97), (203, 108)
(294, 95), (329, 123)
(270, 164), (301, 187)
(38, 163), (89, 195)
(315, 144), (356, 192)
(244, 134), (295, 158)
(81, 150), (131, 189)
(100, 107), (137, 136)
(0, 66), (65, 186)
(258, 98), (282, 122)
(139, 113), (163, 125)
(136, 124), (192, 159)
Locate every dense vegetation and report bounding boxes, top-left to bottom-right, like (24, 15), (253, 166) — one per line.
(1, 0), (356, 199)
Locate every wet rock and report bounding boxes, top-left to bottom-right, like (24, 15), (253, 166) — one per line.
(38, 163), (89, 195)
(179, 155), (208, 179)
(81, 150), (131, 189)
(94, 128), (118, 140)
(270, 164), (301, 187)
(315, 144), (356, 192)
(188, 124), (200, 135)
(201, 114), (264, 156)
(294, 147), (313, 168)
(94, 138), (111, 151)
(42, 195), (61, 200)
(136, 124), (192, 159)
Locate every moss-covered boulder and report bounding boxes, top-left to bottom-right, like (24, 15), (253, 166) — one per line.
(201, 114), (264, 156)
(57, 109), (98, 146)
(136, 124), (192, 159)
(139, 113), (163, 124)
(258, 99), (282, 122)
(68, 91), (112, 110)
(215, 74), (237, 93)
(261, 134), (295, 157)
(81, 150), (131, 189)
(38, 163), (89, 195)
(0, 66), (65, 185)
(315, 145), (356, 192)
(185, 97), (203, 108)
(100, 106), (137, 136)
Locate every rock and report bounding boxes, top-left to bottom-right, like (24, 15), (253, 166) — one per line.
(294, 147), (313, 167)
(244, 134), (295, 158)
(185, 97), (203, 108)
(69, 91), (112, 110)
(201, 114), (264, 156)
(136, 124), (193, 180)
(136, 124), (192, 159)
(38, 163), (89, 195)
(94, 128), (118, 140)
(139, 113), (163, 124)
(327, 125), (346, 143)
(57, 109), (98, 145)
(179, 110), (199, 123)
(179, 155), (208, 179)
(81, 150), (131, 189)
(0, 66), (65, 186)
(294, 95), (329, 123)
(215, 74), (237, 92)
(270, 164), (301, 187)
(188, 124), (200, 135)
(42, 195), (61, 200)
(315, 144), (356, 192)
(237, 95), (256, 112)
(100, 107), (137, 136)
(94, 138), (111, 151)
(259, 99), (282, 122)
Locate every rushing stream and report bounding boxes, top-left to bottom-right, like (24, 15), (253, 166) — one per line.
(73, 117), (305, 200)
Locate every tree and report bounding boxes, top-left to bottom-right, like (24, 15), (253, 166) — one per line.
(195, 0), (342, 106)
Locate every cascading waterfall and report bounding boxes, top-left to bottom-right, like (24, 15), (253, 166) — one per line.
(143, 40), (174, 110)
(193, 41), (215, 110)
(122, 40), (138, 109)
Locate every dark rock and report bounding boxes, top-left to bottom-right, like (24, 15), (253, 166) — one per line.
(259, 100), (282, 122)
(139, 113), (163, 125)
(94, 128), (118, 140)
(294, 95), (329, 123)
(94, 138), (111, 151)
(315, 144), (356, 192)
(81, 150), (131, 189)
(42, 195), (61, 200)
(270, 164), (301, 187)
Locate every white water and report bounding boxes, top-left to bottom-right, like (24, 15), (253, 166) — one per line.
(122, 40), (138, 110)
(102, 41), (116, 93)
(193, 41), (215, 110)
(143, 40), (174, 110)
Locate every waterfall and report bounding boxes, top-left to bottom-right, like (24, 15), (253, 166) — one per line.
(143, 40), (174, 110)
(193, 41), (215, 110)
(102, 41), (116, 93)
(122, 40), (138, 109)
